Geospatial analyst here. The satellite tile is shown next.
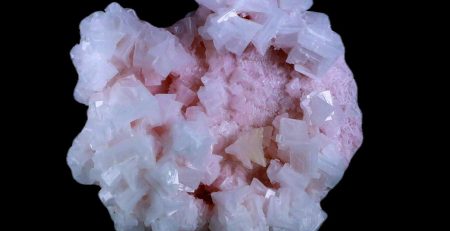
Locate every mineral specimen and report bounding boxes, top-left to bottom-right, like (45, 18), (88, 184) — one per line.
(67, 1), (362, 230)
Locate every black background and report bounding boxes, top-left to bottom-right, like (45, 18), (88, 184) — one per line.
(13, 0), (421, 230)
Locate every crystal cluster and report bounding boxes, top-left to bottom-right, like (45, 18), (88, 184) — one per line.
(67, 1), (362, 230)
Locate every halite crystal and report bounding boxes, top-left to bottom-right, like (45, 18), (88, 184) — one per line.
(67, 1), (362, 231)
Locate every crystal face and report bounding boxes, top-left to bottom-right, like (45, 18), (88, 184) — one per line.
(67, 1), (363, 231)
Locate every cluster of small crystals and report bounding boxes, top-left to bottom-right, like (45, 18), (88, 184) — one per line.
(67, 1), (362, 231)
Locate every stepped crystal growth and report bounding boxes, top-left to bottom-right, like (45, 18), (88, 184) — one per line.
(67, 1), (362, 230)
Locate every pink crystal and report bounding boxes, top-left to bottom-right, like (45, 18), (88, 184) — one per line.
(67, 1), (362, 230)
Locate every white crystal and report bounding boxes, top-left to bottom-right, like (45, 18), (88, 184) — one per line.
(71, 3), (193, 104)
(200, 8), (263, 55)
(286, 12), (344, 78)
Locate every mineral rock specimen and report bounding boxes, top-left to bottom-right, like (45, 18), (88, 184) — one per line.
(67, 1), (362, 230)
